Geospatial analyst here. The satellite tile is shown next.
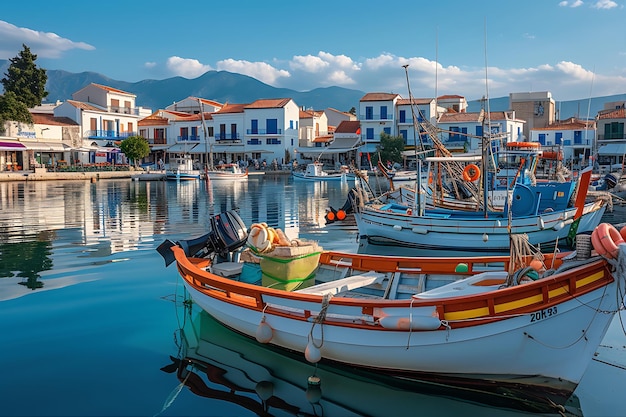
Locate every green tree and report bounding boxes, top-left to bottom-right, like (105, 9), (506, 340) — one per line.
(119, 136), (150, 167)
(0, 91), (33, 132)
(375, 132), (405, 166)
(1, 44), (48, 108)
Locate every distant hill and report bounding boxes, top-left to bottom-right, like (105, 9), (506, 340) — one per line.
(2, 59), (625, 117)
(0, 60), (364, 113)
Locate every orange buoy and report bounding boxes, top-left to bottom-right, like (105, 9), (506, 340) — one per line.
(591, 223), (625, 259)
(326, 211), (336, 221)
(621, 225), (626, 242)
(336, 210), (346, 220)
(462, 164), (480, 182)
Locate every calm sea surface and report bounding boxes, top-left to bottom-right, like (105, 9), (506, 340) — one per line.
(1, 176), (625, 417)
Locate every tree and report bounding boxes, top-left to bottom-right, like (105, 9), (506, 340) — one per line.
(348, 107), (356, 115)
(1, 44), (48, 108)
(374, 132), (405, 166)
(119, 136), (150, 167)
(0, 91), (32, 133)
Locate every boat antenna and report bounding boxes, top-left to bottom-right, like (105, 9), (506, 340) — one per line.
(586, 67), (595, 170)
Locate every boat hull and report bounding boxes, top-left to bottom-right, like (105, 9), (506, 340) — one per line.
(354, 201), (606, 253)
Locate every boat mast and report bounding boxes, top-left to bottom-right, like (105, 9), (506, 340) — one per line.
(482, 19), (491, 218)
(198, 98), (213, 170)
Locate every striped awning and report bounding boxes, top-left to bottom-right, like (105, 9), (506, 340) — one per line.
(0, 140), (27, 152)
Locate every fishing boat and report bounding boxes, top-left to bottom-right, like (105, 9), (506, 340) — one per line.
(166, 154), (202, 181)
(292, 162), (352, 182)
(157, 210), (626, 412)
(205, 163), (248, 181)
(353, 166), (608, 254)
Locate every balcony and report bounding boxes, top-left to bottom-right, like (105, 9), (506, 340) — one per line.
(177, 135), (200, 142)
(246, 128), (283, 135)
(214, 133), (242, 141)
(108, 106), (139, 115)
(359, 114), (394, 121)
(86, 130), (138, 139)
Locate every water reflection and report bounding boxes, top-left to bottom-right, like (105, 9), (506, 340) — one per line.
(163, 303), (578, 417)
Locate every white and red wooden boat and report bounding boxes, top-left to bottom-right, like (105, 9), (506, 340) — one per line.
(157, 210), (626, 411)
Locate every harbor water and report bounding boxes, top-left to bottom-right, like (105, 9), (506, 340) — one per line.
(1, 176), (625, 416)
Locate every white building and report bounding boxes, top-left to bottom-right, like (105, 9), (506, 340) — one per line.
(530, 118), (596, 169)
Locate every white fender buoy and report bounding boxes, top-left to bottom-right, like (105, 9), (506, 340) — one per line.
(255, 380), (274, 401)
(378, 315), (442, 331)
(306, 375), (322, 403)
(255, 317), (273, 343)
(482, 233), (488, 242)
(305, 340), (321, 363)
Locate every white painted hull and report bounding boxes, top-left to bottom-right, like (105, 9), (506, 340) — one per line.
(354, 202), (606, 253)
(184, 274), (617, 387)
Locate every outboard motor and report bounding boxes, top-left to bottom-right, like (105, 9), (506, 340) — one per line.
(157, 210), (248, 267)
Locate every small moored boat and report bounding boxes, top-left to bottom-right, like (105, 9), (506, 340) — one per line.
(157, 209), (626, 412)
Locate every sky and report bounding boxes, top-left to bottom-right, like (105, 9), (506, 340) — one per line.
(1, 0), (626, 103)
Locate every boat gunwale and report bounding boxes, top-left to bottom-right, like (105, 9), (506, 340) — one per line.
(172, 246), (613, 330)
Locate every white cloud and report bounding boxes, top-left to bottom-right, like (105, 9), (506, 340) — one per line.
(165, 56), (213, 79)
(559, 0), (584, 6)
(217, 59), (290, 85)
(0, 20), (94, 59)
(592, 0), (618, 8)
(144, 62), (156, 69)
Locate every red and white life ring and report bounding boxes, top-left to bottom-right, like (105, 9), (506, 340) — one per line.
(591, 223), (625, 259)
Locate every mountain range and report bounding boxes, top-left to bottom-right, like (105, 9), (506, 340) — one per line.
(2, 59), (626, 118)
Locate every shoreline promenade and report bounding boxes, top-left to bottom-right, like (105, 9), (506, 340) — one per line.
(0, 169), (284, 182)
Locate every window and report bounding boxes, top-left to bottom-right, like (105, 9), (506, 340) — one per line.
(219, 124), (226, 140)
(191, 126), (198, 140)
(155, 128), (166, 144)
(266, 138), (281, 145)
(231, 123), (237, 140)
(400, 129), (407, 139)
(180, 127), (189, 140)
(399, 110), (406, 123)
(604, 122), (624, 140)
(476, 125), (483, 138)
(365, 106), (373, 120)
(289, 120), (294, 129)
(366, 128), (374, 140)
(251, 119), (258, 134)
(267, 119), (278, 135)
(383, 127), (391, 135)
(380, 106), (387, 119)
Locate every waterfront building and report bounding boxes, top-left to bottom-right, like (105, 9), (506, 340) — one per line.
(595, 101), (626, 173)
(530, 118), (595, 170)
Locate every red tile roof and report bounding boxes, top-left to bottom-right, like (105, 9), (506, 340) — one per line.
(31, 113), (78, 126)
(66, 99), (103, 111)
(215, 103), (247, 114)
(396, 98), (433, 105)
(335, 120), (361, 134)
(597, 108), (626, 120)
(245, 98), (292, 109)
(360, 93), (400, 102)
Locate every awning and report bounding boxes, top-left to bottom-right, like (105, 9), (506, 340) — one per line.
(245, 149), (273, 154)
(323, 137), (361, 153)
(0, 140), (27, 152)
(150, 145), (170, 151)
(167, 143), (199, 153)
(598, 143), (626, 156)
(21, 141), (70, 152)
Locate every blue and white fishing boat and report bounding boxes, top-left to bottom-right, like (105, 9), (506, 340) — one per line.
(292, 161), (352, 182)
(166, 154), (202, 181)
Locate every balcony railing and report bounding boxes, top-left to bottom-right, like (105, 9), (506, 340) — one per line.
(360, 114), (394, 121)
(177, 135), (200, 141)
(245, 129), (283, 135)
(108, 106), (140, 115)
(214, 133), (242, 140)
(86, 130), (138, 139)
(597, 135), (626, 140)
